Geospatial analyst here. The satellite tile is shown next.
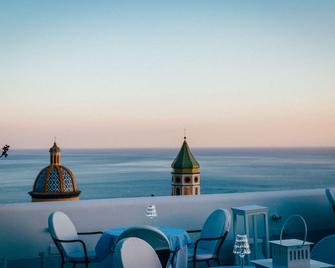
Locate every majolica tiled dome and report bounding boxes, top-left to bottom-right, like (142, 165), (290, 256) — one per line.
(29, 142), (81, 202)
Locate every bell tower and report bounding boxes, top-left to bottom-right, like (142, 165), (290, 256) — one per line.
(171, 137), (200, 196)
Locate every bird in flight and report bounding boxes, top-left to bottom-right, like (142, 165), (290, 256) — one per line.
(0, 144), (10, 158)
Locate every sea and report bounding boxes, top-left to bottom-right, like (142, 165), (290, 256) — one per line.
(0, 148), (335, 204)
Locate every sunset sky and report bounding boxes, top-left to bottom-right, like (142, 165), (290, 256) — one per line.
(1, 0), (334, 148)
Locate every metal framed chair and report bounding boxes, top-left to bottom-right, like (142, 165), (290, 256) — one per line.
(116, 226), (178, 268)
(113, 237), (162, 268)
(48, 211), (102, 268)
(311, 234), (335, 265)
(188, 208), (231, 268)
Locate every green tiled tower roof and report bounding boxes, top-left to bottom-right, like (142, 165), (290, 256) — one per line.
(171, 137), (200, 173)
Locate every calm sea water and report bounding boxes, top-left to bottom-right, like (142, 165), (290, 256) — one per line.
(0, 148), (335, 204)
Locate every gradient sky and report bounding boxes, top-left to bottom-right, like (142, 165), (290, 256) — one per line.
(1, 0), (334, 148)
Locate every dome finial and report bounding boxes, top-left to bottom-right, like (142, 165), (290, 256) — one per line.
(53, 136), (57, 146)
(184, 128), (187, 140)
(49, 141), (61, 165)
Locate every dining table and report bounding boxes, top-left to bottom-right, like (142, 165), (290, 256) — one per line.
(95, 225), (192, 268)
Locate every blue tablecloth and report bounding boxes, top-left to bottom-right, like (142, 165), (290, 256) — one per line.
(95, 226), (192, 263)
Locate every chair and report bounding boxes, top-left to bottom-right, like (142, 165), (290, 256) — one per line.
(188, 208), (231, 268)
(48, 211), (102, 268)
(116, 226), (177, 268)
(325, 188), (335, 213)
(311, 234), (335, 265)
(113, 237), (162, 268)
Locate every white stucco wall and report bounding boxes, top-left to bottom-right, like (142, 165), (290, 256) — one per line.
(0, 188), (334, 265)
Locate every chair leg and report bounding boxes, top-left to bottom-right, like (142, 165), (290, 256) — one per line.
(61, 261), (65, 268)
(72, 263), (76, 268)
(206, 259), (210, 267)
(193, 256), (196, 268)
(85, 261), (89, 268)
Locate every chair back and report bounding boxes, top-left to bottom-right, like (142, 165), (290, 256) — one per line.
(113, 237), (162, 268)
(199, 208), (231, 254)
(117, 226), (170, 267)
(48, 211), (82, 257)
(311, 234), (335, 265)
(325, 188), (335, 212)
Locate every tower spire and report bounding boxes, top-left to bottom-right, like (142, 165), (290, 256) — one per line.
(171, 136), (200, 196)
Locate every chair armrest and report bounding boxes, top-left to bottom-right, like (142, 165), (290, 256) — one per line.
(195, 235), (226, 242)
(77, 231), (103, 235)
(193, 231), (228, 259)
(187, 229), (201, 234)
(170, 248), (179, 254)
(52, 236), (89, 263)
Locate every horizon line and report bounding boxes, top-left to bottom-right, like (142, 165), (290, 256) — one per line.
(11, 145), (335, 150)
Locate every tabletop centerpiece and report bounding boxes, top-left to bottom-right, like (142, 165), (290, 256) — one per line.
(270, 214), (313, 268)
(233, 234), (251, 268)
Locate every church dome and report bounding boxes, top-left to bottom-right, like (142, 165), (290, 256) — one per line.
(29, 142), (80, 202)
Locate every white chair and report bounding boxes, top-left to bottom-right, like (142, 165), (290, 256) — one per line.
(48, 211), (102, 268)
(311, 234), (335, 265)
(188, 208), (231, 268)
(325, 188), (335, 213)
(113, 237), (162, 268)
(117, 226), (177, 267)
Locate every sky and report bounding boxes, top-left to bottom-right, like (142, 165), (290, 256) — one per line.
(0, 0), (334, 148)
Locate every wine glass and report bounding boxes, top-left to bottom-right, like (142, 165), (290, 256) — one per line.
(145, 204), (157, 225)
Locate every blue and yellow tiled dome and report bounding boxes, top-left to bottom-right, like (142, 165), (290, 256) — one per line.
(29, 142), (81, 202)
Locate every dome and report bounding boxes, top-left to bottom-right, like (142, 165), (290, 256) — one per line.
(29, 142), (80, 202)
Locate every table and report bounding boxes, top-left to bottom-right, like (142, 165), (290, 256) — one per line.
(251, 259), (334, 268)
(95, 226), (192, 268)
(232, 205), (270, 263)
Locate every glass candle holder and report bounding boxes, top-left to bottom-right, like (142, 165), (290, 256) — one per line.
(233, 234), (251, 268)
